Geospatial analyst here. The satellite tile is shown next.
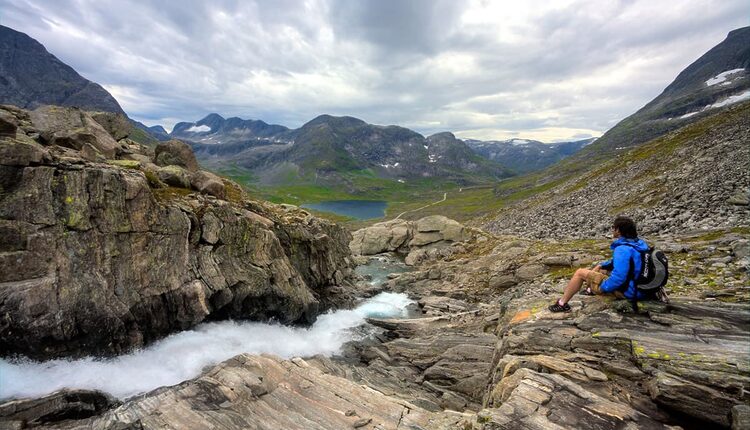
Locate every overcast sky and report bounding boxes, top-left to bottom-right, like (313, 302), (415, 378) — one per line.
(1, 0), (747, 141)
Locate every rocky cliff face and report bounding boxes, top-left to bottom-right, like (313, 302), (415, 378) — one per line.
(0, 104), (355, 359)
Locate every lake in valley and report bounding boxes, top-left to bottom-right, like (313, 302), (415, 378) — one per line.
(301, 200), (387, 219)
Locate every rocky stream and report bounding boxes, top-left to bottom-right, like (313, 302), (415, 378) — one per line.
(0, 105), (748, 429)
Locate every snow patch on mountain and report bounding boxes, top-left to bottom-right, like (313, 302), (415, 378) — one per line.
(380, 162), (400, 169)
(510, 139), (530, 146)
(710, 89), (750, 108)
(679, 111), (699, 120)
(677, 89), (750, 119)
(187, 124), (212, 133)
(705, 68), (745, 86)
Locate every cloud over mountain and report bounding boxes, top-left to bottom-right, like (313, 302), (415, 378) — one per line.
(2, 0), (746, 140)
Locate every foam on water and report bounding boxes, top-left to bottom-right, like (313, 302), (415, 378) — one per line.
(0, 292), (413, 401)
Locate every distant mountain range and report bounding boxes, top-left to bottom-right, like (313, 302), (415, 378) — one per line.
(463, 137), (597, 174)
(0, 25), (125, 114)
(178, 113), (513, 187)
(171, 113), (291, 143)
(0, 25), (515, 188)
(160, 113), (597, 183)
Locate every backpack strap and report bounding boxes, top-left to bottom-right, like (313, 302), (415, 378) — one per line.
(624, 252), (639, 313)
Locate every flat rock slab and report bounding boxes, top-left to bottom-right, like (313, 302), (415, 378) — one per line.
(40, 354), (462, 430)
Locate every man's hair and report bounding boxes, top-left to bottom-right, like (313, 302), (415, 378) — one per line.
(613, 216), (638, 239)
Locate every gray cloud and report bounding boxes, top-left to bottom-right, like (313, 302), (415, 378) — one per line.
(1, 0), (747, 140)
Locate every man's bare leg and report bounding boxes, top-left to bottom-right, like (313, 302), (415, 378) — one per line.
(559, 268), (591, 305)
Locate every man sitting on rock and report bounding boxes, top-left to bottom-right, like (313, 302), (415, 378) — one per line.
(549, 216), (649, 312)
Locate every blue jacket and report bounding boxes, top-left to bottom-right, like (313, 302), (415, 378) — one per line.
(599, 237), (649, 300)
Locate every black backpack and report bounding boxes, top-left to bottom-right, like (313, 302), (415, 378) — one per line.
(627, 247), (669, 311)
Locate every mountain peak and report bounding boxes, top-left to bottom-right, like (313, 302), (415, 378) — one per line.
(0, 25), (125, 114)
(581, 25), (750, 155)
(197, 113), (226, 127)
(427, 132), (457, 141)
(304, 114), (367, 129)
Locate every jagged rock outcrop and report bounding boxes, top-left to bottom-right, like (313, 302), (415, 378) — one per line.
(350, 215), (472, 264)
(0, 104), (355, 359)
(0, 390), (119, 427)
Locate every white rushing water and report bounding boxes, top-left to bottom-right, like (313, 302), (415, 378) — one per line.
(0, 292), (413, 401)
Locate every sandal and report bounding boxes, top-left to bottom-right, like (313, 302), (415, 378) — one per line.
(549, 302), (571, 313)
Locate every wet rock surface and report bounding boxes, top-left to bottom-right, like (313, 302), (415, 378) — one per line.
(0, 390), (119, 428)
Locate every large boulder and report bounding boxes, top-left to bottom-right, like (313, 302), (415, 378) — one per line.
(29, 105), (119, 158)
(350, 219), (411, 255)
(154, 139), (199, 171)
(190, 169), (226, 198)
(350, 216), (471, 256)
(90, 111), (131, 141)
(157, 165), (191, 188)
(0, 137), (50, 166)
(514, 263), (547, 281)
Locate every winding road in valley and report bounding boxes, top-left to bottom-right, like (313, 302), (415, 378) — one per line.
(394, 192), (447, 219)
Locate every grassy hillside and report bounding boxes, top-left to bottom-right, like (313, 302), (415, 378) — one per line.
(482, 100), (750, 237)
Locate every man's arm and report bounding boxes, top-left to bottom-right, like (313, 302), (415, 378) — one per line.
(598, 248), (631, 293)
